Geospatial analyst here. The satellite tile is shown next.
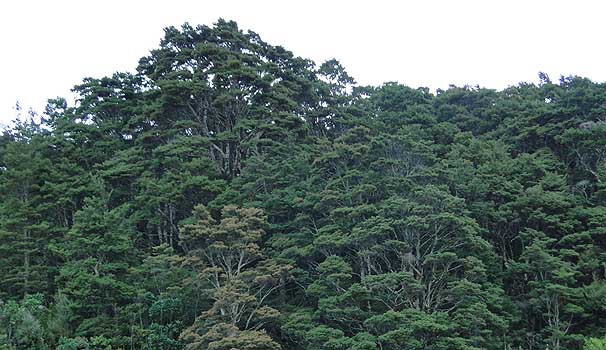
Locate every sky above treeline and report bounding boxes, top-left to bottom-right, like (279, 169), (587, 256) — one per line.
(1, 0), (605, 126)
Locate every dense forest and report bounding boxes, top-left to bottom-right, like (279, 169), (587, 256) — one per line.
(1, 20), (606, 350)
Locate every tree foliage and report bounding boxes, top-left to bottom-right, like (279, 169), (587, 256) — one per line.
(1, 20), (606, 350)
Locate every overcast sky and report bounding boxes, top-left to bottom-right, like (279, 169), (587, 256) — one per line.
(1, 0), (605, 126)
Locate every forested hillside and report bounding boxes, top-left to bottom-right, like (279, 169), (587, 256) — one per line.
(2, 20), (606, 350)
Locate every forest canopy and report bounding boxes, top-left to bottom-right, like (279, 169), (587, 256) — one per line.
(1, 19), (606, 350)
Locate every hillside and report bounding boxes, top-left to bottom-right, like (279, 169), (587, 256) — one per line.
(1, 20), (606, 350)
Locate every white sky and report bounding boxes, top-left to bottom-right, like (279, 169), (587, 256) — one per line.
(1, 0), (605, 127)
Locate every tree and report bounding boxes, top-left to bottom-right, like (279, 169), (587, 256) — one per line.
(0, 120), (53, 298)
(178, 205), (288, 349)
(55, 190), (137, 343)
(0, 294), (47, 350)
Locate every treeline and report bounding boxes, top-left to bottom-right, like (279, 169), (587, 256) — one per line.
(1, 19), (606, 350)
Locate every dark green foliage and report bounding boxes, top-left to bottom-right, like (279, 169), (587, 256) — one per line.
(1, 19), (606, 350)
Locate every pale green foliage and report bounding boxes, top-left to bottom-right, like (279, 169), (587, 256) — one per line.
(585, 337), (606, 350)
